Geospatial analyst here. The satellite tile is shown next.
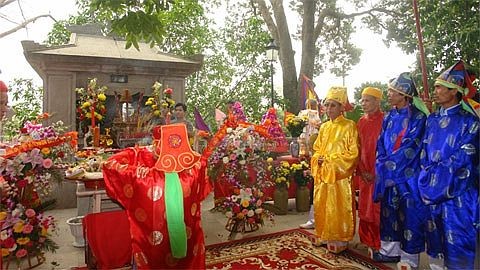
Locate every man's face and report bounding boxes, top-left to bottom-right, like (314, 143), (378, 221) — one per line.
(324, 99), (343, 120)
(361, 94), (380, 114)
(227, 103), (234, 113)
(387, 89), (407, 108)
(433, 84), (458, 108)
(0, 92), (8, 118)
(174, 106), (185, 119)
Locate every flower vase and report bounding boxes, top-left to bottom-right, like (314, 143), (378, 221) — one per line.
(273, 186), (288, 215)
(83, 126), (93, 147)
(290, 137), (300, 157)
(295, 185), (310, 212)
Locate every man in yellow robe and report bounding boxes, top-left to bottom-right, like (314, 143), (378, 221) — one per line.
(311, 86), (359, 253)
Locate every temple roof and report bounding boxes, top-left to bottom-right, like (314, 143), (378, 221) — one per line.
(24, 33), (199, 64)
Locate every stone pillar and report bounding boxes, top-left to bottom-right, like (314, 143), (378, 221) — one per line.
(43, 72), (77, 129)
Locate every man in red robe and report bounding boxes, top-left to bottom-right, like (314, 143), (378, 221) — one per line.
(354, 87), (384, 256)
(102, 124), (212, 269)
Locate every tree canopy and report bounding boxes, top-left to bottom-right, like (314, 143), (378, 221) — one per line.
(364, 0), (479, 95)
(42, 0), (480, 125)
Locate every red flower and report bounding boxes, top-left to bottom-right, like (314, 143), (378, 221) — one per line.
(3, 237), (15, 248)
(57, 151), (65, 158)
(17, 179), (28, 188)
(164, 88), (173, 95)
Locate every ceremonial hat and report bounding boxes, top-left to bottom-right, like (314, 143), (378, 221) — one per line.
(325, 86), (348, 105)
(435, 60), (477, 98)
(325, 86), (353, 111)
(0, 80), (8, 92)
(362, 87), (383, 99)
(153, 124), (200, 172)
(388, 72), (418, 98)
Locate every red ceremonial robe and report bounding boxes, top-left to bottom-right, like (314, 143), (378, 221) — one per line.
(355, 110), (383, 250)
(103, 146), (212, 269)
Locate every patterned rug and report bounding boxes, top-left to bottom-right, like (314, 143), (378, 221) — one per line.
(205, 229), (392, 270)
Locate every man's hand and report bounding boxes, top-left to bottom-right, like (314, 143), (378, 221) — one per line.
(361, 172), (374, 182)
(317, 157), (324, 166)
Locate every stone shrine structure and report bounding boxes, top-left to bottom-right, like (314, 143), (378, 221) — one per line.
(22, 27), (203, 131)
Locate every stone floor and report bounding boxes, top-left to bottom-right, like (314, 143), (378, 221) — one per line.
(37, 192), (434, 270)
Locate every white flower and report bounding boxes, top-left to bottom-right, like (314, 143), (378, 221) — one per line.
(9, 243), (17, 252)
(255, 208), (263, 214)
(247, 210), (255, 217)
(239, 160), (246, 165)
(222, 157), (230, 163)
(0, 230), (8, 240)
(226, 128), (233, 133)
(239, 189), (252, 200)
(225, 211), (233, 218)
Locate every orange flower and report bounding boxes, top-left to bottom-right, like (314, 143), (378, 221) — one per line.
(1, 248), (9, 257)
(16, 237), (30, 245)
(41, 147), (51, 155)
(13, 221), (24, 233)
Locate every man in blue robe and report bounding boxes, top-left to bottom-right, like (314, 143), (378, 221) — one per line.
(373, 72), (430, 270)
(418, 60), (479, 270)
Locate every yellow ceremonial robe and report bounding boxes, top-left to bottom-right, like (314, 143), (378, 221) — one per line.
(311, 115), (359, 241)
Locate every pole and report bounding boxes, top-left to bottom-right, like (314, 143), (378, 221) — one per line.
(270, 60), (274, 108)
(413, 0), (429, 99)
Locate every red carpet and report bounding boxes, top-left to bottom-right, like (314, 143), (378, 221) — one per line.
(205, 229), (392, 270)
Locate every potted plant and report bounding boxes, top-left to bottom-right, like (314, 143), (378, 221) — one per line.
(290, 160), (313, 212)
(268, 160), (292, 215)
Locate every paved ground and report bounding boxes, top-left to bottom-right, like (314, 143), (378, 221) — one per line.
(37, 192), (433, 270)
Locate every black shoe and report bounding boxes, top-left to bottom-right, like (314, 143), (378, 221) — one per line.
(372, 252), (400, 263)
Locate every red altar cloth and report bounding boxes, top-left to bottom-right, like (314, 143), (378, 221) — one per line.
(83, 210), (131, 269)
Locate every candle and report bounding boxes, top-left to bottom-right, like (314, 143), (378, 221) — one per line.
(93, 126), (100, 148)
(91, 104), (95, 127)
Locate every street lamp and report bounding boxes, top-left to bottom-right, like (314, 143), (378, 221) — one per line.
(265, 38), (279, 108)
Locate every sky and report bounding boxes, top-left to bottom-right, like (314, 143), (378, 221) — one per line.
(0, 0), (416, 101)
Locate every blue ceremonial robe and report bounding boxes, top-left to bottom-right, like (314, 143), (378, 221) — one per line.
(374, 104), (428, 254)
(418, 105), (479, 270)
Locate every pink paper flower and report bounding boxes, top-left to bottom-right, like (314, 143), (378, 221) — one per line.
(42, 158), (53, 169)
(22, 224), (34, 234)
(15, 248), (27, 258)
(25, 208), (36, 218)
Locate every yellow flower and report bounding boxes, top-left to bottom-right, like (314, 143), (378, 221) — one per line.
(97, 93), (106, 101)
(241, 199), (250, 208)
(267, 157), (274, 163)
(82, 101), (91, 108)
(281, 161), (290, 168)
(0, 212), (6, 221)
(153, 110), (161, 116)
(41, 227), (48, 236)
(152, 104), (158, 110)
(41, 147), (51, 155)
(145, 100), (153, 106)
(13, 221), (24, 233)
(16, 237), (30, 245)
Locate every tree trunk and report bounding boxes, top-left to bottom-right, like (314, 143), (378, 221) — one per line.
(256, 0), (299, 113)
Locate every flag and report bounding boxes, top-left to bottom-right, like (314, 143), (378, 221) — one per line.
(193, 107), (210, 132)
(300, 74), (322, 110)
(215, 108), (226, 127)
